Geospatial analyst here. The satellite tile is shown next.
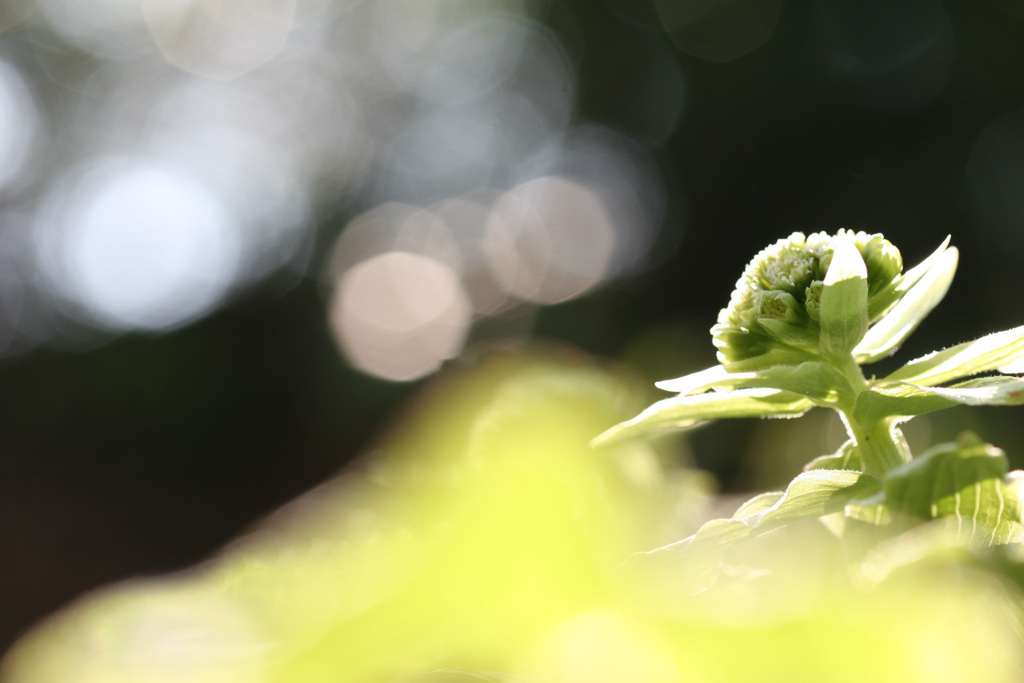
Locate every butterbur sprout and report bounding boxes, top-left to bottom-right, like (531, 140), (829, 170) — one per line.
(712, 230), (904, 369)
(594, 229), (977, 478)
(596, 230), (1024, 623)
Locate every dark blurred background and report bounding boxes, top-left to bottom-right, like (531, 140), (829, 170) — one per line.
(4, 0), (1024, 653)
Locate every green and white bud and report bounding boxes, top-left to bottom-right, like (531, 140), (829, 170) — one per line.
(713, 230), (905, 370)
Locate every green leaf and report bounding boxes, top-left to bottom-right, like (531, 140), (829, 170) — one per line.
(882, 324), (1024, 387)
(805, 440), (863, 472)
(619, 469), (880, 595)
(818, 236), (869, 363)
(866, 235), (949, 321)
(591, 389), (814, 446)
(717, 344), (818, 372)
(854, 245), (958, 363)
(854, 375), (1024, 424)
(881, 433), (1024, 545)
(757, 317), (820, 350)
(745, 362), (855, 407)
(657, 362), (853, 408)
(654, 364), (733, 395)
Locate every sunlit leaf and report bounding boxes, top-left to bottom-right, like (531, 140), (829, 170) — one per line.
(805, 440), (863, 472)
(854, 375), (1024, 423)
(854, 245), (958, 363)
(657, 362), (853, 408)
(745, 362), (855, 407)
(654, 364), (733, 395)
(718, 347), (821, 373)
(866, 235), (950, 321)
(844, 494), (892, 526)
(883, 324), (1024, 386)
(819, 236), (869, 363)
(591, 389), (814, 446)
(620, 470), (880, 595)
(881, 433), (1024, 546)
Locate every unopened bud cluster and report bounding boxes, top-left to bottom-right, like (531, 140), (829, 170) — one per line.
(712, 230), (903, 369)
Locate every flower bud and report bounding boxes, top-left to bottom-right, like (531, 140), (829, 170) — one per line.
(713, 231), (904, 369)
(805, 281), (824, 322)
(860, 235), (903, 297)
(759, 290), (805, 324)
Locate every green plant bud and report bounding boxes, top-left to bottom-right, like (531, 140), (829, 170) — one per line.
(759, 290), (805, 324)
(711, 324), (776, 360)
(713, 230), (905, 368)
(860, 235), (903, 297)
(805, 281), (824, 322)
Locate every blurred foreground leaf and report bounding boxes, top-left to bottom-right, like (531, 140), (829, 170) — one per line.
(0, 350), (702, 683)
(3, 351), (1024, 683)
(620, 468), (879, 595)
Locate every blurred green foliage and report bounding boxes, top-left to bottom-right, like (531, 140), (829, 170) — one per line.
(4, 350), (1023, 682)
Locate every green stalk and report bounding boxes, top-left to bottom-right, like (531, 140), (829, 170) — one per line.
(840, 413), (907, 477)
(832, 353), (907, 477)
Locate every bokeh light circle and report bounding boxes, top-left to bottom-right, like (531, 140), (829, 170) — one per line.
(36, 160), (242, 331)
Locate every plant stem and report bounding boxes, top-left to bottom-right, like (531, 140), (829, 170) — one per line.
(832, 353), (907, 477)
(840, 413), (907, 477)
(834, 354), (868, 394)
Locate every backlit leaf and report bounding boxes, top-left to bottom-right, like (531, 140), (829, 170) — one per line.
(854, 376), (1024, 424)
(883, 324), (1024, 387)
(654, 364), (734, 395)
(880, 433), (1024, 546)
(805, 440), (863, 472)
(619, 469), (880, 595)
(818, 236), (869, 363)
(854, 245), (958, 363)
(657, 362), (853, 408)
(591, 389), (814, 447)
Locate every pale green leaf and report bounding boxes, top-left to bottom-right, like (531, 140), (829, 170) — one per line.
(844, 493), (891, 526)
(897, 236), (951, 288)
(744, 362), (854, 407)
(657, 362), (853, 408)
(591, 389), (814, 446)
(854, 375), (1024, 423)
(883, 324), (1024, 386)
(819, 236), (869, 363)
(732, 490), (785, 516)
(757, 317), (820, 350)
(881, 433), (1024, 545)
(854, 245), (958, 363)
(805, 440), (863, 472)
(718, 345), (819, 372)
(619, 469), (880, 595)
(866, 236), (950, 321)
(654, 364), (733, 395)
